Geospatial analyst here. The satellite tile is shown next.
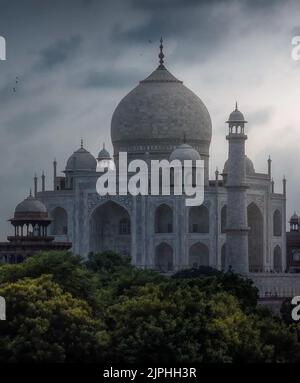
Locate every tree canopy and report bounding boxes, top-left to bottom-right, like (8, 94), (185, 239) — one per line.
(0, 251), (300, 363)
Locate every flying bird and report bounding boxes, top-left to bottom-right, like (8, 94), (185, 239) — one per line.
(13, 76), (19, 92)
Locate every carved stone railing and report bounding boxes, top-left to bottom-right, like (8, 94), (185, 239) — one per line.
(249, 273), (300, 298)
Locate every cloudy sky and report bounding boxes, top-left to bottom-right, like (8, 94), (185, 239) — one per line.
(0, 0), (299, 239)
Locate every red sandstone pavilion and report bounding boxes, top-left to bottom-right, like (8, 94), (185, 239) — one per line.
(0, 191), (71, 264)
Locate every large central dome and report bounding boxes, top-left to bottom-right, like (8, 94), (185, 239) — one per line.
(111, 44), (212, 164)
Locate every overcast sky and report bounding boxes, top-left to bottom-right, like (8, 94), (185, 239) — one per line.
(0, 0), (300, 239)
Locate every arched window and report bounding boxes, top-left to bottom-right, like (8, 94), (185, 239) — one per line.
(119, 218), (130, 235)
(273, 210), (282, 237)
(52, 207), (68, 235)
(155, 204), (173, 233)
(89, 201), (131, 255)
(248, 203), (264, 272)
(155, 242), (173, 272)
(189, 205), (209, 233)
(221, 205), (227, 234)
(189, 242), (209, 268)
(273, 245), (282, 272)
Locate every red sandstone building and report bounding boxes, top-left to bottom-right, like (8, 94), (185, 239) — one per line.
(0, 192), (71, 264)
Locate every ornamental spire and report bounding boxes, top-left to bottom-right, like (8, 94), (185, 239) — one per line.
(158, 37), (165, 69)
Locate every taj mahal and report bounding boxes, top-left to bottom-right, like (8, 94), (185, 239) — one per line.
(1, 40), (294, 290)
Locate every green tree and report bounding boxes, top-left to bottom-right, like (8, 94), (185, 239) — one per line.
(173, 269), (259, 312)
(1, 251), (300, 364)
(0, 275), (108, 362)
(0, 251), (96, 303)
(105, 282), (265, 363)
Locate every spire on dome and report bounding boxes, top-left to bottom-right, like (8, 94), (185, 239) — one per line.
(235, 101), (238, 111)
(80, 138), (84, 149)
(158, 37), (165, 69)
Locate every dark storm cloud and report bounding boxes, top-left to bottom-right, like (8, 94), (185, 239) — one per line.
(36, 35), (82, 71)
(112, 2), (223, 42)
(4, 105), (60, 138)
(0, 0), (299, 240)
(132, 0), (281, 12)
(130, 0), (205, 11)
(80, 69), (143, 89)
(110, 2), (231, 66)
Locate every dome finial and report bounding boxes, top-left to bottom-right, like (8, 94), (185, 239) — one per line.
(29, 188), (32, 197)
(80, 138), (83, 149)
(158, 37), (165, 68)
(235, 101), (238, 111)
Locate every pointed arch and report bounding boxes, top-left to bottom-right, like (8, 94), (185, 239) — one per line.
(273, 209), (282, 237)
(89, 201), (131, 256)
(248, 202), (264, 272)
(155, 204), (173, 233)
(221, 205), (227, 233)
(155, 242), (173, 272)
(189, 205), (209, 233)
(189, 242), (209, 268)
(51, 207), (68, 235)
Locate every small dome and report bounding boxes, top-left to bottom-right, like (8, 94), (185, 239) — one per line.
(227, 103), (246, 123)
(66, 145), (97, 172)
(223, 155), (255, 175)
(14, 194), (49, 219)
(290, 212), (299, 223)
(169, 143), (201, 162)
(97, 143), (111, 161)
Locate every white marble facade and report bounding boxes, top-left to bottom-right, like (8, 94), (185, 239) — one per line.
(35, 55), (286, 274)
(37, 158), (286, 273)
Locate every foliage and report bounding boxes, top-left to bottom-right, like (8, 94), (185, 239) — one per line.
(0, 275), (107, 362)
(0, 251), (96, 302)
(173, 267), (259, 312)
(0, 251), (299, 363)
(106, 283), (263, 363)
(280, 297), (294, 325)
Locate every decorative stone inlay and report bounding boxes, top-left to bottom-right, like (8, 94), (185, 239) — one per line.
(87, 193), (133, 214)
(247, 194), (265, 212)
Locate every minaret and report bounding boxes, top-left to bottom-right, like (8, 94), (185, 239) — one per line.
(283, 175), (286, 196)
(53, 158), (57, 191)
(41, 172), (45, 192)
(268, 155), (271, 178)
(34, 173), (38, 197)
(225, 103), (249, 274)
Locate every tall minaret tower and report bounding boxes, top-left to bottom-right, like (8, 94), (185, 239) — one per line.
(225, 103), (249, 274)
